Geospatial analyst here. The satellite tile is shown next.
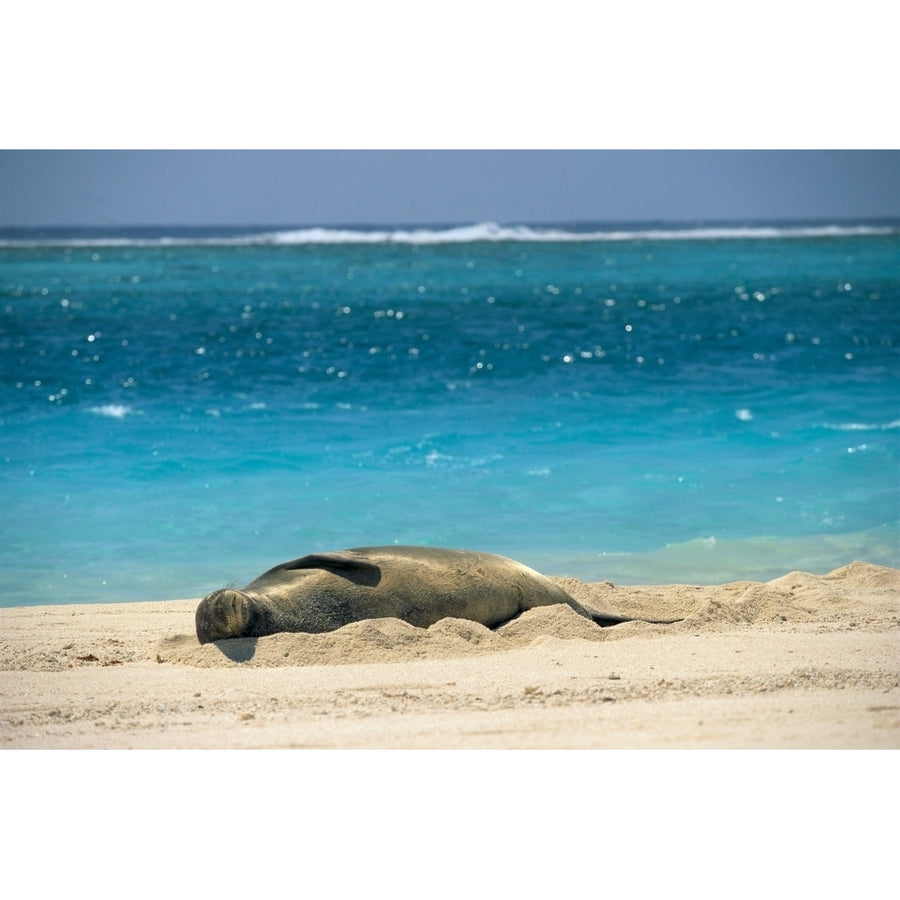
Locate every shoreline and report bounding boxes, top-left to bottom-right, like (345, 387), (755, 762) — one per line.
(2, 561), (897, 749)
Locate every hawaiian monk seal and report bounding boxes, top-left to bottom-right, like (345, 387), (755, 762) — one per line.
(196, 546), (678, 644)
(195, 546), (680, 643)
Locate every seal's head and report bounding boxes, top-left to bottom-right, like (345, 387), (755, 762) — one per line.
(195, 588), (252, 644)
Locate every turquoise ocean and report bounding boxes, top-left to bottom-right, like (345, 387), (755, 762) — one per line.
(1, 221), (898, 607)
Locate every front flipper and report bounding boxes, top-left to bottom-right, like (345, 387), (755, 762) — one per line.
(252, 552), (383, 586)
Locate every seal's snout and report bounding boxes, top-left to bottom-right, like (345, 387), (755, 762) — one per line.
(195, 589), (251, 644)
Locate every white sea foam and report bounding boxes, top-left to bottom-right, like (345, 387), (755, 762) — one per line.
(1, 221), (895, 248)
(822, 420), (900, 431)
(263, 222), (898, 245)
(88, 404), (132, 419)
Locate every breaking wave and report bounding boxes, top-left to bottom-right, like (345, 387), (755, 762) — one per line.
(2, 221), (896, 248)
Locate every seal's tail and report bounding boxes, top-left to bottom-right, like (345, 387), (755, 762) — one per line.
(563, 592), (682, 627)
(588, 611), (683, 627)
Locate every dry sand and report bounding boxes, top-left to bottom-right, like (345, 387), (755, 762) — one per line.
(1, 560), (897, 748)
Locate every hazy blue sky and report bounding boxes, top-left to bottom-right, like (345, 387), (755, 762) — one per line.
(1, 149), (897, 228)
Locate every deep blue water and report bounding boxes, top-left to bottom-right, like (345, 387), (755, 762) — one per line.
(1, 221), (898, 606)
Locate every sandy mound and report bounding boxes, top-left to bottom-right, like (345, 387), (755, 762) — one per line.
(557, 561), (900, 634)
(155, 609), (581, 668)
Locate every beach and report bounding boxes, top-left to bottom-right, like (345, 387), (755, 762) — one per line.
(2, 560), (897, 749)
